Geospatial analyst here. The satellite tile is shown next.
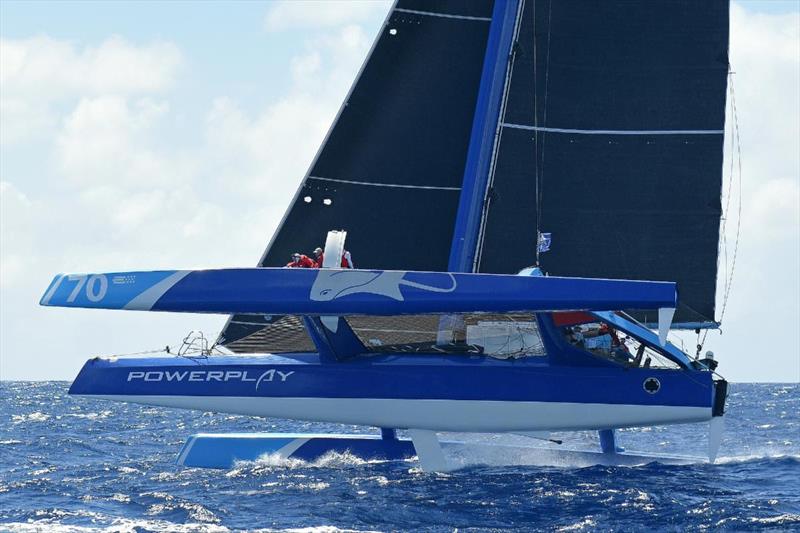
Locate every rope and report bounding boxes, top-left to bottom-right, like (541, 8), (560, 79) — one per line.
(104, 347), (170, 358)
(699, 69), (743, 353)
(105, 330), (224, 359)
(472, 0), (527, 271)
(533, 0), (539, 261)
(534, 0), (554, 266)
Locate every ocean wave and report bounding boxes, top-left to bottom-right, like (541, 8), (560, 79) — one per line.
(1, 520), (382, 533)
(0, 518), (230, 533)
(715, 513), (800, 528)
(715, 453), (800, 465)
(226, 450), (388, 477)
(11, 412), (50, 424)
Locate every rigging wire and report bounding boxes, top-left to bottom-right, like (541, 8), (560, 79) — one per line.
(532, 0), (538, 261)
(103, 330), (225, 360)
(472, 0), (526, 271)
(699, 69), (743, 354)
(535, 0), (554, 267)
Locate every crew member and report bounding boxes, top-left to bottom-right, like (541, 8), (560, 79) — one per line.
(313, 247), (324, 267)
(342, 250), (354, 268)
(286, 252), (315, 268)
(313, 247), (354, 268)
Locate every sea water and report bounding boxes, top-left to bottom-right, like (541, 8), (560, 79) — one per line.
(1, 382), (798, 532)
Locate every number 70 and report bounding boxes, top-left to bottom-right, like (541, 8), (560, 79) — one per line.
(65, 274), (108, 302)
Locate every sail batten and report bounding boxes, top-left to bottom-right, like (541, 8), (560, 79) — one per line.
(501, 123), (724, 136)
(308, 176), (462, 191)
(394, 8), (491, 21)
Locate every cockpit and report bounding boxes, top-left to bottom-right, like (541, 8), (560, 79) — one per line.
(555, 312), (681, 369)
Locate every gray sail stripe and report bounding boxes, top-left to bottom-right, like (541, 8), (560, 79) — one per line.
(394, 8), (491, 22)
(501, 122), (724, 135)
(124, 271), (191, 310)
(308, 176), (461, 191)
(231, 320), (276, 326)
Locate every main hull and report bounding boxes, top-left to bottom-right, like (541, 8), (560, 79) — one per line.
(70, 353), (716, 432)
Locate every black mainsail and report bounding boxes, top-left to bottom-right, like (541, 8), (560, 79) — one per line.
(220, 0), (499, 349)
(219, 0), (730, 351)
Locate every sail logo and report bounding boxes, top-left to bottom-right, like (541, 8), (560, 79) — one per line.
(126, 369), (294, 388)
(310, 270), (457, 302)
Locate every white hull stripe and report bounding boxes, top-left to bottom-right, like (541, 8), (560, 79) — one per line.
(124, 270), (191, 310)
(501, 122), (724, 135)
(308, 176), (461, 191)
(394, 8), (491, 22)
(177, 435), (197, 464)
(79, 395), (712, 433)
(176, 434), (309, 465)
(276, 438), (311, 457)
(40, 274), (65, 305)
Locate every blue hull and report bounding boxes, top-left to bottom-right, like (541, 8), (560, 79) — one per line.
(70, 352), (712, 407)
(69, 353), (716, 433)
(177, 433), (416, 468)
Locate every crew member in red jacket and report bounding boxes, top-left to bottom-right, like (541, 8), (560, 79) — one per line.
(313, 247), (354, 268)
(286, 252), (315, 268)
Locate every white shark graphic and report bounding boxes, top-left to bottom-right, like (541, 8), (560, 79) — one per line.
(310, 270), (457, 302)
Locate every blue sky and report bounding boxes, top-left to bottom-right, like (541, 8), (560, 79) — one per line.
(1, 1), (798, 382)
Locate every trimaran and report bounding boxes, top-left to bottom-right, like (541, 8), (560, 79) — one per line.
(41, 0), (732, 471)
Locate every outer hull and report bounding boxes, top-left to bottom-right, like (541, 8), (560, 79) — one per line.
(175, 432), (703, 469)
(70, 352), (716, 432)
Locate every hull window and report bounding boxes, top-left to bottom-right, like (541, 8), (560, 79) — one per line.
(346, 313), (546, 359)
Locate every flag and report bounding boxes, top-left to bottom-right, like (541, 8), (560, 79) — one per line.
(537, 232), (552, 253)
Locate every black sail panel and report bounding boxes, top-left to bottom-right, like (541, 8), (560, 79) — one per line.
(478, 0), (729, 326)
(220, 1), (495, 349)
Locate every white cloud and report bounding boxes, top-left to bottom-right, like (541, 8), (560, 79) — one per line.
(264, 0), (389, 32)
(729, 4), (799, 189)
(0, 181), (35, 289)
(749, 178), (800, 240)
(0, 35), (181, 96)
(0, 36), (181, 145)
(203, 22), (374, 200)
(54, 96), (191, 188)
(722, 5), (800, 257)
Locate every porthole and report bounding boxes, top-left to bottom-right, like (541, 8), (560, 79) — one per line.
(643, 377), (661, 394)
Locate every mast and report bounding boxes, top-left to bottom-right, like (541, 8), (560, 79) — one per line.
(447, 0), (522, 273)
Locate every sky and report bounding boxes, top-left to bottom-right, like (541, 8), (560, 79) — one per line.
(1, 0), (798, 382)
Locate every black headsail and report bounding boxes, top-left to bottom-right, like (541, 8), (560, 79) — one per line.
(219, 0), (500, 350)
(474, 0), (729, 327)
